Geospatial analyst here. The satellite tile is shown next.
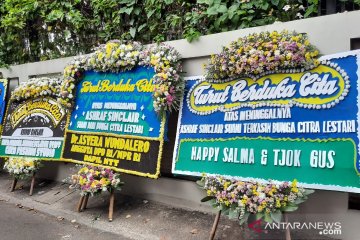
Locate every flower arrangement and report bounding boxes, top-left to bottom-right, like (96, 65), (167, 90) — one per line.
(4, 157), (42, 180)
(11, 77), (62, 102)
(197, 175), (314, 224)
(205, 30), (319, 80)
(144, 44), (184, 113)
(71, 165), (124, 196)
(62, 40), (183, 113)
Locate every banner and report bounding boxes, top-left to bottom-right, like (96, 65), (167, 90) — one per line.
(0, 97), (67, 159)
(173, 51), (360, 193)
(62, 66), (165, 178)
(0, 79), (8, 124)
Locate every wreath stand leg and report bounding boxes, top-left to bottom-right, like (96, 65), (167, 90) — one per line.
(108, 189), (115, 222)
(209, 210), (221, 240)
(284, 213), (292, 240)
(29, 173), (36, 196)
(77, 195), (85, 212)
(10, 178), (18, 192)
(81, 194), (89, 211)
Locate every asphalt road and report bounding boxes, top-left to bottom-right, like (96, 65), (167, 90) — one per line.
(0, 201), (127, 240)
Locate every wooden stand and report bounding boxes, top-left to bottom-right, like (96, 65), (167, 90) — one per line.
(77, 195), (85, 212)
(82, 194), (89, 211)
(10, 173), (36, 196)
(108, 189), (115, 222)
(29, 173), (36, 196)
(284, 213), (292, 240)
(77, 190), (115, 221)
(10, 178), (17, 192)
(209, 210), (221, 240)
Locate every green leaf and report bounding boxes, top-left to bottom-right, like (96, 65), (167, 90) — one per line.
(217, 5), (227, 13)
(164, 0), (174, 4)
(283, 205), (298, 212)
(255, 212), (264, 220)
(119, 0), (133, 4)
(239, 212), (250, 225)
(294, 198), (305, 204)
(206, 0), (215, 5)
(133, 7), (141, 15)
(304, 5), (316, 18)
(129, 27), (136, 38)
(304, 189), (315, 195)
(271, 0), (279, 5)
(264, 213), (273, 223)
(228, 208), (240, 219)
(146, 9), (156, 18)
(206, 6), (218, 15)
(120, 7), (134, 15)
(270, 210), (282, 223)
(138, 23), (147, 32)
(196, 180), (204, 187)
(209, 199), (217, 207)
(222, 208), (230, 215)
(200, 195), (215, 202)
(219, 204), (229, 211)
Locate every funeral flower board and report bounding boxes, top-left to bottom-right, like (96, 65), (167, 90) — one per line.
(60, 41), (183, 178)
(0, 97), (67, 159)
(173, 50), (360, 193)
(0, 79), (8, 124)
(61, 67), (165, 178)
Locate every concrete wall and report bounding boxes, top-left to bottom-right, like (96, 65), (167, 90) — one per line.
(2, 10), (360, 240)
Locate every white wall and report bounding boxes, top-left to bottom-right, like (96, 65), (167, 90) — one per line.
(2, 10), (360, 240)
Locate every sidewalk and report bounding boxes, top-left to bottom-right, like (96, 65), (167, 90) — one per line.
(0, 172), (336, 240)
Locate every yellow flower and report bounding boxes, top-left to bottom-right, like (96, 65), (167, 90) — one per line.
(79, 176), (86, 185)
(98, 52), (104, 60)
(276, 199), (281, 208)
(150, 58), (158, 66)
(100, 177), (110, 185)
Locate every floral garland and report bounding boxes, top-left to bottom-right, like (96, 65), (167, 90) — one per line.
(205, 30), (319, 80)
(198, 175), (314, 224)
(11, 77), (62, 102)
(62, 40), (183, 113)
(71, 165), (123, 196)
(4, 157), (42, 180)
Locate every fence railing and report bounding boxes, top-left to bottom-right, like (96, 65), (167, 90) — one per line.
(318, 0), (360, 15)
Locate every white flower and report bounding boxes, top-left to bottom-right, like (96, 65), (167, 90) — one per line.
(299, 5), (305, 11)
(296, 13), (303, 19)
(283, 5), (291, 11)
(259, 192), (266, 199)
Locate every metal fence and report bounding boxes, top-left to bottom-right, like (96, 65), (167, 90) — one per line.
(319, 0), (360, 15)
